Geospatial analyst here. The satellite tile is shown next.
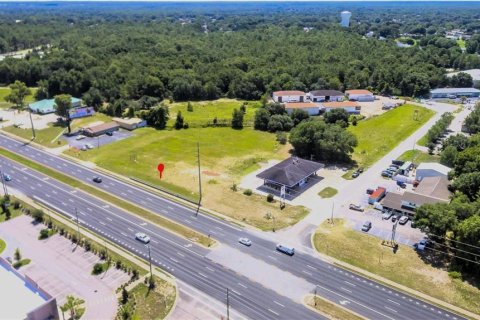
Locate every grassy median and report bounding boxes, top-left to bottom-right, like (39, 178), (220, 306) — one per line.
(313, 219), (480, 315)
(0, 147), (214, 247)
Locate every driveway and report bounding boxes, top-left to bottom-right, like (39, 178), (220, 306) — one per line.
(0, 215), (129, 320)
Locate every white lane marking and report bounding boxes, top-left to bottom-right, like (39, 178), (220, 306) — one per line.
(120, 232), (128, 237)
(302, 270), (312, 276)
(215, 226), (223, 230)
(86, 207), (92, 211)
(127, 190), (133, 193)
(52, 190), (57, 194)
(106, 217), (112, 221)
(184, 219), (192, 224)
(198, 272), (208, 279)
(273, 301), (285, 307)
(170, 258), (179, 263)
(151, 239), (159, 244)
(127, 227), (134, 232)
(45, 194), (50, 198)
(387, 299), (400, 306)
(306, 265), (317, 270)
(316, 283), (395, 320)
(340, 287), (352, 293)
(205, 266), (215, 272)
(99, 221), (106, 226)
(238, 283), (247, 289)
(168, 206), (173, 210)
(344, 281), (356, 287)
(385, 306), (397, 313)
(267, 255), (277, 260)
(177, 252), (185, 257)
(268, 309), (279, 316)
(79, 211), (86, 216)
(231, 289), (241, 296)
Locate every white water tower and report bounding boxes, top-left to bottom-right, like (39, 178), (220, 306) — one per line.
(341, 11), (352, 27)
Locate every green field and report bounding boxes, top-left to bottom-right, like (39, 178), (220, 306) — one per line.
(313, 219), (480, 315)
(318, 187), (338, 198)
(0, 238), (5, 254)
(166, 99), (261, 127)
(398, 149), (440, 163)
(348, 105), (434, 168)
(3, 124), (66, 148)
(0, 87), (37, 109)
(417, 133), (429, 147)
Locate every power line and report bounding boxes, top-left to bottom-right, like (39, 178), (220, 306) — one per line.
(424, 246), (480, 265)
(427, 233), (480, 251)
(429, 240), (480, 258)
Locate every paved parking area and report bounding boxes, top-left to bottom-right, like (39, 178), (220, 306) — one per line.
(0, 215), (129, 320)
(62, 129), (132, 149)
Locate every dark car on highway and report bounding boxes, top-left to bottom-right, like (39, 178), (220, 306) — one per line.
(93, 176), (103, 183)
(276, 244), (295, 256)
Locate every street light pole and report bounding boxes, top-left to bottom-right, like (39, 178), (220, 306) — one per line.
(28, 108), (36, 139)
(195, 142), (202, 217)
(226, 288), (230, 320)
(147, 244), (153, 281)
(330, 201), (334, 225)
(74, 207), (80, 241)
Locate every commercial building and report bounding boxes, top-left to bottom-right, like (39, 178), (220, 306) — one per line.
(0, 258), (58, 320)
(83, 122), (119, 137)
(368, 187), (386, 205)
(113, 117), (147, 130)
(256, 157), (324, 195)
(284, 103), (320, 116)
(68, 106), (95, 119)
(381, 176), (451, 216)
(430, 88), (480, 99)
(415, 162), (451, 181)
(272, 91), (307, 103)
(29, 97), (82, 114)
(345, 89), (374, 102)
(340, 11), (352, 27)
(308, 90), (344, 102)
(320, 101), (361, 114)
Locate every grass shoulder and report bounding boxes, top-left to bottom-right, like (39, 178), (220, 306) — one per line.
(318, 187), (338, 198)
(398, 150), (440, 163)
(312, 219), (480, 314)
(3, 124), (66, 148)
(305, 295), (364, 320)
(348, 104), (434, 168)
(0, 238), (6, 254)
(0, 147), (214, 248)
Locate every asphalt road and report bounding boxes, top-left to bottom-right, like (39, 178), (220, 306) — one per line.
(0, 156), (319, 320)
(0, 133), (466, 320)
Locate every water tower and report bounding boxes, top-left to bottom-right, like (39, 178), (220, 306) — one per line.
(340, 11), (352, 27)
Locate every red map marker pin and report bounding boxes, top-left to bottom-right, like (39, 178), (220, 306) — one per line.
(157, 163), (165, 179)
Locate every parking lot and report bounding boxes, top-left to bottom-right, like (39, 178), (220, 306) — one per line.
(0, 215), (129, 320)
(62, 129), (132, 150)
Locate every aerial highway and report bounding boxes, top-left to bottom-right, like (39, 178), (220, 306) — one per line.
(0, 133), (466, 320)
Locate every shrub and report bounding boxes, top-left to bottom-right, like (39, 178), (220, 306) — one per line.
(187, 102), (193, 112)
(32, 209), (44, 222)
(92, 263), (104, 275)
(243, 189), (253, 196)
(121, 287), (129, 304)
(267, 193), (274, 202)
(12, 201), (20, 210)
(5, 210), (11, 220)
(276, 131), (288, 145)
(84, 241), (91, 252)
(39, 229), (50, 240)
(448, 271), (462, 280)
(14, 248), (21, 261)
(183, 122), (189, 129)
(231, 183), (237, 192)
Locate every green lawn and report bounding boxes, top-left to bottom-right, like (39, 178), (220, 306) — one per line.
(313, 219), (480, 315)
(398, 150), (440, 163)
(166, 99), (261, 127)
(2, 124), (67, 148)
(348, 105), (434, 168)
(417, 134), (428, 147)
(0, 199), (25, 223)
(0, 238), (5, 254)
(318, 187), (338, 198)
(0, 87), (37, 109)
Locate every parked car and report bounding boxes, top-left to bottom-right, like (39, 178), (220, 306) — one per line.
(238, 238), (252, 246)
(392, 160), (404, 166)
(85, 143), (94, 149)
(357, 168), (364, 173)
(391, 215), (398, 223)
(361, 221), (372, 232)
(75, 135), (86, 141)
(135, 232), (150, 244)
(397, 181), (407, 189)
(411, 220), (417, 228)
(381, 171), (393, 178)
(413, 239), (428, 251)
(352, 171), (360, 178)
(3, 174), (12, 181)
(276, 244), (295, 256)
(382, 211), (393, 220)
(366, 188), (374, 195)
(349, 204), (364, 212)
(399, 216), (409, 225)
(93, 176), (103, 183)
(80, 145), (87, 151)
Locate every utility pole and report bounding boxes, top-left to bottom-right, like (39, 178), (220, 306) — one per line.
(0, 169), (8, 197)
(147, 244), (153, 281)
(74, 207), (80, 241)
(330, 201), (334, 225)
(272, 214), (276, 232)
(195, 142), (202, 217)
(226, 288), (230, 320)
(97, 136), (100, 149)
(28, 108), (36, 139)
(391, 217), (398, 245)
(314, 287), (317, 306)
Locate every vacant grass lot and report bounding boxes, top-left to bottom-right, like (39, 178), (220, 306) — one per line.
(0, 87), (37, 109)
(348, 105), (434, 168)
(313, 219), (480, 314)
(65, 126), (308, 230)
(318, 187), (338, 198)
(398, 150), (440, 164)
(166, 99), (261, 127)
(3, 124), (66, 147)
(119, 276), (176, 320)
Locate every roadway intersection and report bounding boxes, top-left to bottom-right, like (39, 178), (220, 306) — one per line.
(0, 132), (467, 320)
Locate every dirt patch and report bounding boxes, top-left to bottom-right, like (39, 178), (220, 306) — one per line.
(202, 170), (220, 176)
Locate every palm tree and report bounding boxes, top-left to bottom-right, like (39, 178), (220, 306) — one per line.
(60, 295), (84, 320)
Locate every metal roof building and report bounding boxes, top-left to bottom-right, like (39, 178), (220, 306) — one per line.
(430, 88), (480, 99)
(29, 97), (82, 114)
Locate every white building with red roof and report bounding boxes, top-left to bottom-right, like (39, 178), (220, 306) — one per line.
(345, 89), (375, 102)
(272, 90), (307, 103)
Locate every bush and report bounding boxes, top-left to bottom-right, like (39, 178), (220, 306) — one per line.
(12, 201), (20, 210)
(39, 229), (50, 240)
(267, 193), (274, 202)
(187, 102), (193, 112)
(32, 209), (44, 223)
(5, 210), (11, 220)
(14, 248), (21, 261)
(243, 189), (253, 196)
(231, 183), (237, 192)
(448, 271), (462, 280)
(92, 263), (105, 275)
(276, 131), (288, 145)
(183, 122), (189, 129)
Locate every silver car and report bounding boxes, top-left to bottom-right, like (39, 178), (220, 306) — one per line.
(238, 237), (252, 246)
(135, 232), (150, 244)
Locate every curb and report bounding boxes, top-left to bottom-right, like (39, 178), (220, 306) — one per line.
(309, 225), (479, 320)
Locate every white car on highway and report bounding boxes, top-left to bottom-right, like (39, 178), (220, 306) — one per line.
(238, 237), (252, 246)
(135, 232), (150, 244)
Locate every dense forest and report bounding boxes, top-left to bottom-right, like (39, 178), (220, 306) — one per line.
(1, 2), (480, 108)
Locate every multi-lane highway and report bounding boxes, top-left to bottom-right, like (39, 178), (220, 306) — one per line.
(0, 133), (466, 320)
